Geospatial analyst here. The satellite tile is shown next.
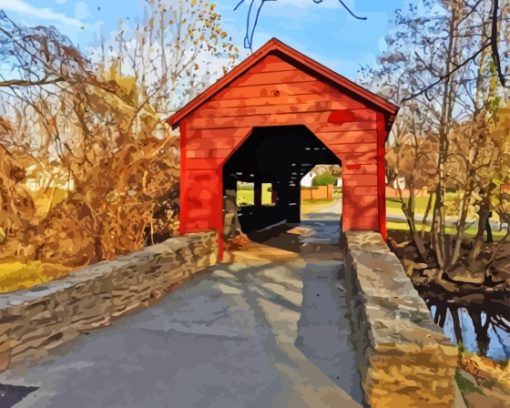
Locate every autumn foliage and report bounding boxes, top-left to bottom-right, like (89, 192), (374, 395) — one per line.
(362, 0), (509, 276)
(0, 0), (239, 266)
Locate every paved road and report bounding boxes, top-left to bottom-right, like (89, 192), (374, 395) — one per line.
(1, 211), (362, 408)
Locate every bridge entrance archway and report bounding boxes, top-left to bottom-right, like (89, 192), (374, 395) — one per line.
(167, 38), (398, 259)
(223, 125), (341, 237)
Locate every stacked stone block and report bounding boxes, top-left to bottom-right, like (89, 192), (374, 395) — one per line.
(344, 231), (458, 408)
(0, 231), (218, 372)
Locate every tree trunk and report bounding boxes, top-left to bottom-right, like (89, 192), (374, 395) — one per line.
(469, 182), (496, 267)
(420, 191), (434, 239)
(398, 180), (428, 261)
(450, 306), (464, 345)
(449, 189), (472, 270)
(485, 215), (493, 243)
(432, 3), (459, 273)
(468, 308), (490, 356)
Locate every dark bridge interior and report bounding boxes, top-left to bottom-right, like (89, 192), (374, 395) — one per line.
(222, 125), (341, 236)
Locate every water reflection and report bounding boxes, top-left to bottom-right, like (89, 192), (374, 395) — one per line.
(423, 296), (510, 361)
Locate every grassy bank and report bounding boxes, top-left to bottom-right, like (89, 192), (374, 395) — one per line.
(0, 261), (71, 293)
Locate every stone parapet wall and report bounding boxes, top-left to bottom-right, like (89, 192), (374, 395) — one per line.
(343, 231), (458, 408)
(0, 231), (218, 372)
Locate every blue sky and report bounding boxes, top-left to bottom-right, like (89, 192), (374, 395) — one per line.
(0, 0), (406, 81)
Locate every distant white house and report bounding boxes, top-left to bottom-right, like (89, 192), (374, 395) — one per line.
(391, 177), (406, 190)
(300, 171), (316, 187)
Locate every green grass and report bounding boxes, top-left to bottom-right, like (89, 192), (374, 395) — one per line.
(236, 184), (272, 207)
(387, 192), (461, 211)
(301, 199), (335, 205)
(387, 193), (501, 222)
(455, 371), (482, 394)
(386, 196), (433, 213)
(386, 219), (506, 240)
(237, 189), (254, 206)
(261, 183), (272, 205)
(237, 188), (505, 240)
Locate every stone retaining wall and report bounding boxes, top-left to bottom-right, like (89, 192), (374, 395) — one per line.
(343, 231), (458, 408)
(0, 231), (218, 372)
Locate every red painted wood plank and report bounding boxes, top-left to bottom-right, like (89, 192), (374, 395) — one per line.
(185, 182), (217, 209)
(210, 149), (232, 159)
(342, 164), (377, 175)
(193, 101), (349, 119)
(188, 208), (214, 218)
(186, 127), (252, 141)
(311, 121), (376, 133)
(167, 39), (398, 128)
(215, 80), (330, 100)
(186, 220), (213, 231)
(328, 109), (376, 123)
(179, 120), (188, 234)
(342, 174), (378, 187)
(202, 94), (366, 110)
(342, 205), (379, 218)
(188, 147), (253, 161)
(248, 54), (296, 73)
(231, 70), (315, 88)
(186, 149), (209, 159)
(350, 217), (379, 230)
(188, 111), (331, 130)
(186, 159), (223, 170)
(330, 143), (377, 154)
(376, 111), (387, 239)
(187, 136), (244, 151)
(188, 146), (245, 161)
(184, 168), (219, 178)
(215, 166), (223, 261)
(351, 186), (379, 195)
(315, 130), (377, 145)
(339, 151), (378, 164)
(343, 194), (379, 206)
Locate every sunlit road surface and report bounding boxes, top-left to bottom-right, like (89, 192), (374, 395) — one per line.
(0, 205), (362, 408)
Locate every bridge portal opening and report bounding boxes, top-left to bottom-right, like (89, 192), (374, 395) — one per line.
(222, 125), (342, 243)
(300, 165), (342, 221)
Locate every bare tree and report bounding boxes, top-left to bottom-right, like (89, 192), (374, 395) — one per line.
(0, 1), (239, 266)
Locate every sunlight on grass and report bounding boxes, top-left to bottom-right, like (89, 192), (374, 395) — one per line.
(386, 220), (506, 240)
(386, 195), (502, 223)
(237, 189), (254, 206)
(301, 199), (336, 214)
(0, 261), (71, 293)
(236, 184), (272, 207)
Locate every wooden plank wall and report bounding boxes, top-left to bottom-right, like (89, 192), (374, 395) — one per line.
(180, 53), (382, 235)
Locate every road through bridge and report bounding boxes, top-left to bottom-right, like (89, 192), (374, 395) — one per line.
(0, 205), (365, 408)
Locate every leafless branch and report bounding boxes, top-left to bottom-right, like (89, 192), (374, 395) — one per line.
(402, 42), (491, 102)
(490, 0), (507, 87)
(0, 76), (65, 88)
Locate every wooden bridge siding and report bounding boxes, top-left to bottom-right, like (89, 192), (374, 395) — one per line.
(180, 54), (382, 235)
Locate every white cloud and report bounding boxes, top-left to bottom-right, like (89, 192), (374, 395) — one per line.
(0, 0), (83, 27)
(74, 1), (91, 20)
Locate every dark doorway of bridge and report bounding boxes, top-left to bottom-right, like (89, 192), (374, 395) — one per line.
(222, 125), (342, 244)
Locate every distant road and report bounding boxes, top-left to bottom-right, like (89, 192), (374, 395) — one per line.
(304, 199), (508, 232)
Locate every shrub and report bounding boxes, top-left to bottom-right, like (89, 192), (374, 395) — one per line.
(312, 173), (337, 186)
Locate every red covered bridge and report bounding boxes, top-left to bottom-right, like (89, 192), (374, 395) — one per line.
(168, 38), (398, 259)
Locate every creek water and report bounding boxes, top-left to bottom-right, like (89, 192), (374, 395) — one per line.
(427, 300), (510, 361)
